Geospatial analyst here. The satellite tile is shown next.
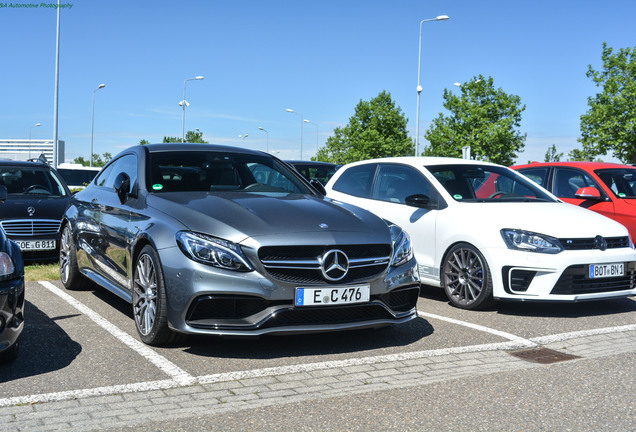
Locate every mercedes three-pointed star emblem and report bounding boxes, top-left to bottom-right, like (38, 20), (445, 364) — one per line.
(320, 249), (350, 281)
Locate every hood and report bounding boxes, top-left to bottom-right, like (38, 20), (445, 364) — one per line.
(451, 201), (629, 239)
(0, 196), (70, 221)
(146, 192), (391, 243)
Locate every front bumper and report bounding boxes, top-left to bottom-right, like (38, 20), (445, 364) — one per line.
(158, 246), (420, 336)
(0, 277), (25, 353)
(485, 246), (636, 301)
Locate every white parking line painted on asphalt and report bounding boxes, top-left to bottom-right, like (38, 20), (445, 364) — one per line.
(38, 281), (195, 386)
(418, 311), (537, 346)
(531, 324), (636, 345)
(0, 380), (180, 408)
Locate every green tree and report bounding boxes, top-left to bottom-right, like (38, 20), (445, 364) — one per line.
(73, 152), (112, 167)
(423, 75), (526, 166)
(579, 43), (636, 164)
(73, 156), (88, 166)
(567, 148), (603, 162)
(161, 130), (208, 144)
(139, 139), (150, 145)
(315, 91), (413, 164)
(544, 144), (563, 162)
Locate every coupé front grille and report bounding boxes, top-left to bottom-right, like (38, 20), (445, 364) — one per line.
(0, 219), (61, 236)
(258, 244), (392, 284)
(558, 236), (630, 250)
(550, 263), (636, 295)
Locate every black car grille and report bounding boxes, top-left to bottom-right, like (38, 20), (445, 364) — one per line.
(502, 267), (537, 293)
(185, 285), (419, 329)
(550, 263), (636, 295)
(187, 295), (288, 321)
(258, 244), (392, 284)
(558, 236), (630, 250)
(257, 304), (395, 328)
(0, 219), (61, 236)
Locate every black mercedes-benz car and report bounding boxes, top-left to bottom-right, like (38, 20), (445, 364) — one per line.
(0, 159), (71, 262)
(60, 143), (420, 346)
(0, 186), (25, 363)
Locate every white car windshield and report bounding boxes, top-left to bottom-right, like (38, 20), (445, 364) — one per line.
(427, 164), (556, 203)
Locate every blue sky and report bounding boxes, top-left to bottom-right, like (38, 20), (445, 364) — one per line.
(1, 0), (634, 164)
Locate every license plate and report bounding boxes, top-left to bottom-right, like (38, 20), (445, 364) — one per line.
(16, 240), (56, 251)
(295, 285), (370, 307)
(589, 263), (624, 279)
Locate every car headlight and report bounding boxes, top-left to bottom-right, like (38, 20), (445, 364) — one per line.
(500, 229), (563, 254)
(0, 252), (16, 281)
(389, 224), (413, 267)
(176, 231), (252, 272)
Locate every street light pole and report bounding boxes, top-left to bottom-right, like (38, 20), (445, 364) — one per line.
(182, 76), (204, 142)
(28, 123), (41, 160)
(53, 0), (61, 167)
(415, 15), (449, 157)
(303, 119), (318, 157)
(239, 134), (248, 145)
(258, 127), (269, 153)
(286, 108), (303, 160)
(90, 84), (105, 167)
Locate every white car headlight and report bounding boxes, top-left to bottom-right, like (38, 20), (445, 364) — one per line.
(0, 252), (16, 280)
(389, 224), (413, 267)
(177, 231), (252, 271)
(501, 229), (563, 254)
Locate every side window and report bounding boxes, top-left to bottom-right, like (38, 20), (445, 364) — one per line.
(372, 164), (433, 204)
(517, 167), (549, 189)
(332, 164), (376, 198)
(95, 154), (137, 192)
(554, 168), (600, 199)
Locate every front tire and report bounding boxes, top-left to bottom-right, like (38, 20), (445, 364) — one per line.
(442, 243), (495, 310)
(59, 224), (91, 290)
(132, 245), (176, 346)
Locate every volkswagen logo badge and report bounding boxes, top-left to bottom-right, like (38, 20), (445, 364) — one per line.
(594, 235), (608, 251)
(27, 206), (36, 217)
(320, 249), (349, 281)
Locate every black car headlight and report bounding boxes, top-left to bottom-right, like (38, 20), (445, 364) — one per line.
(501, 229), (563, 254)
(176, 232), (253, 272)
(389, 224), (413, 267)
(0, 252), (16, 281)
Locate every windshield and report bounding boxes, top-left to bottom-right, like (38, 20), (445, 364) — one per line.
(595, 168), (636, 199)
(0, 166), (69, 197)
(427, 164), (556, 203)
(148, 151), (314, 195)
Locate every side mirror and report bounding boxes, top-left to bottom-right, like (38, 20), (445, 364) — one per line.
(574, 186), (602, 200)
(0, 185), (6, 203)
(309, 178), (326, 196)
(113, 172), (131, 204)
(405, 194), (431, 208)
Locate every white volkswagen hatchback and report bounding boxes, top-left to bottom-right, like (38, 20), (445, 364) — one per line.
(326, 157), (636, 310)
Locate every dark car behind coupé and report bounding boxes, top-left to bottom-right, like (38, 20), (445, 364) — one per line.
(0, 159), (71, 262)
(60, 144), (420, 346)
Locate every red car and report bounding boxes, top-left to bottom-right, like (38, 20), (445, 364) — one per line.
(512, 161), (636, 242)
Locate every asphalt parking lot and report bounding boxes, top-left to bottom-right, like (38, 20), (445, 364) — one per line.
(1, 281), (635, 431)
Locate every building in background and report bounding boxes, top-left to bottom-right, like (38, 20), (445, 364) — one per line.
(0, 139), (65, 165)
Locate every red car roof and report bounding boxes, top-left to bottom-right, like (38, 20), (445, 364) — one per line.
(511, 161), (635, 170)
